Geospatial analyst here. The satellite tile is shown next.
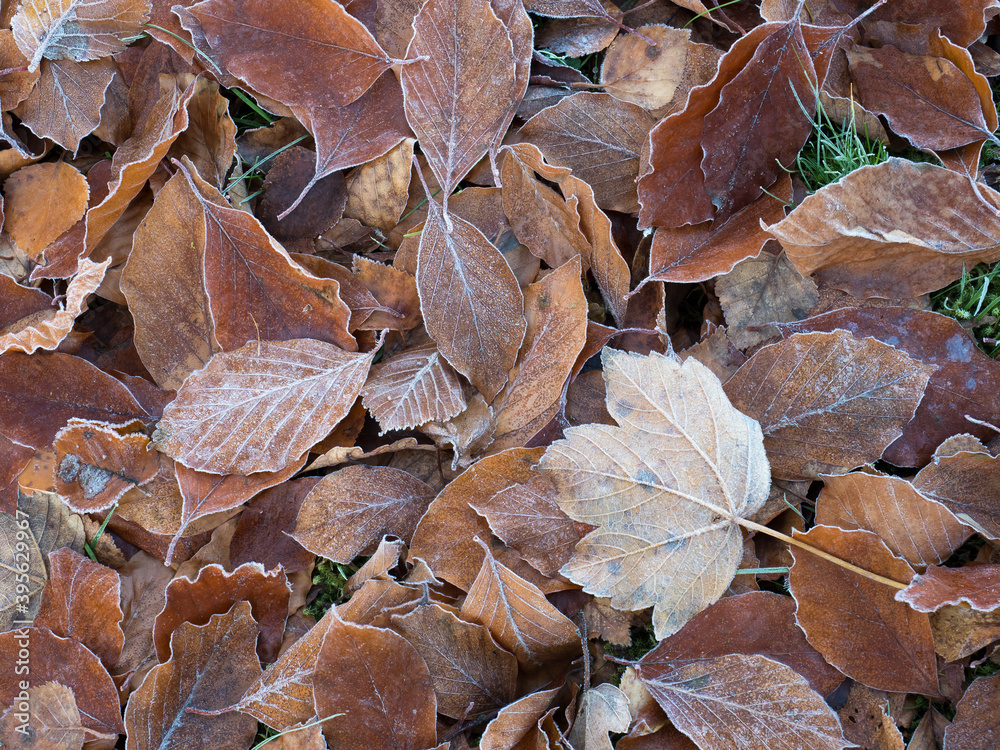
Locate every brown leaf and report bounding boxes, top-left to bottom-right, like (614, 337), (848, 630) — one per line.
(638, 22), (773, 229)
(637, 653), (847, 750)
(12, 0), (150, 71)
(0, 257), (109, 356)
(0, 627), (124, 736)
(124, 601), (261, 750)
(170, 457), (306, 563)
(836, 683), (905, 750)
(410, 446), (544, 590)
(116, 550), (173, 679)
(230, 478), (318, 573)
(203, 606), (336, 731)
(153, 562), (290, 663)
(765, 158), (1000, 297)
(189, 0), (393, 109)
(491, 257), (588, 453)
(790, 526), (939, 695)
(0, 30), (39, 111)
(700, 21), (816, 220)
(931, 606), (1000, 662)
(647, 179), (791, 284)
(716, 249), (818, 351)
(777, 307), (1000, 467)
(461, 540), (579, 666)
(400, 0), (516, 212)
(177, 159), (356, 354)
(417, 198), (525, 400)
(4, 162), (87, 259)
(847, 42), (995, 151)
(338, 576), (423, 629)
(121, 167), (221, 390)
(470, 465), (582, 579)
(540, 348), (770, 638)
(313, 606), (438, 749)
(0, 352), (149, 450)
(289, 74), (411, 214)
(641, 591), (844, 697)
(479, 686), (561, 750)
(817, 472), (970, 568)
(374, 0), (423, 59)
(290, 465), (435, 563)
(896, 564), (1000, 613)
(724, 330), (935, 479)
(0, 680), (117, 749)
(361, 332), (467, 433)
(601, 25), (721, 115)
(53, 419), (160, 514)
(391, 602), (517, 719)
(500, 145), (593, 270)
(569, 683), (631, 750)
(943, 671), (999, 750)
(35, 547), (124, 669)
(519, 92), (654, 214)
(343, 137), (415, 233)
(913, 436), (1000, 540)
(85, 74), (196, 252)
(352, 255), (422, 330)
(152, 338), (377, 476)
(168, 77), (237, 190)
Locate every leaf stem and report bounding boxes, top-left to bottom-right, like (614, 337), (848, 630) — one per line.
(737, 518), (909, 590)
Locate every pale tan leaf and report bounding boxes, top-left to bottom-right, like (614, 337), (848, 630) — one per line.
(12, 0), (150, 71)
(569, 683), (631, 750)
(391, 602), (517, 719)
(724, 330), (936, 479)
(290, 465), (435, 563)
(361, 332), (466, 433)
(539, 349), (770, 639)
(0, 682), (116, 749)
(480, 686), (561, 750)
(343, 138), (415, 234)
(417, 200), (525, 400)
(637, 654), (848, 750)
(400, 0), (516, 210)
(461, 540), (579, 666)
(817, 472), (970, 567)
(152, 338), (378, 475)
(123, 601), (261, 750)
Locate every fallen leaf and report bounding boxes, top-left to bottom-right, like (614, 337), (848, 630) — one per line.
(400, 0), (516, 215)
(461, 539), (579, 666)
(153, 562), (290, 663)
(816, 472), (970, 567)
(569, 683), (631, 750)
(640, 591), (844, 697)
(765, 158), (1000, 297)
(343, 137), (415, 234)
(724, 330), (936, 479)
(519, 92), (654, 214)
(416, 197), (526, 400)
(896, 564), (1000, 613)
(12, 0), (151, 71)
(361, 332), (467, 433)
(4, 161), (87, 259)
(836, 683), (905, 750)
(0, 681), (116, 749)
(124, 601), (261, 750)
(0, 627), (124, 736)
(637, 653), (848, 750)
(539, 348), (770, 639)
(479, 686), (561, 750)
(789, 526), (939, 696)
(930, 606), (1000, 662)
(313, 606), (438, 749)
(913, 436), (1000, 540)
(188, 0), (394, 109)
(943, 671), (1000, 750)
(391, 602), (517, 719)
(34, 547), (124, 670)
(152, 338), (377, 476)
(290, 465), (435, 563)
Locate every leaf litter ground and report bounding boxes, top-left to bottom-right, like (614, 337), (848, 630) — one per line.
(1, 0), (1000, 749)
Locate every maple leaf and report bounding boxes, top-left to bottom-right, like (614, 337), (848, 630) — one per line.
(539, 347), (771, 639)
